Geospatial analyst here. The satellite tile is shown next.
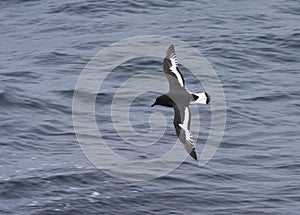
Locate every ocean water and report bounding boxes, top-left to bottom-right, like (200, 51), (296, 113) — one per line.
(1, 0), (300, 214)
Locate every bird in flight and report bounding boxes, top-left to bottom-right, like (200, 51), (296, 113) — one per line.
(151, 44), (210, 160)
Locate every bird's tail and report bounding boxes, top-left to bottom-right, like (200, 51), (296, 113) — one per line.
(191, 92), (211, 104)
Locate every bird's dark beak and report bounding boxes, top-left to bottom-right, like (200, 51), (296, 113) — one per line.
(151, 102), (156, 107)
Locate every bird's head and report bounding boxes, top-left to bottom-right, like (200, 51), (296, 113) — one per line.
(151, 97), (159, 107)
(151, 94), (173, 107)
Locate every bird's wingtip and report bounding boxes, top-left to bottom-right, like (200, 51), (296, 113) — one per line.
(166, 44), (175, 58)
(168, 44), (175, 49)
(190, 148), (198, 160)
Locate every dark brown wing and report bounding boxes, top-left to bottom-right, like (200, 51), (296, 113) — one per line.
(163, 44), (185, 91)
(173, 105), (197, 160)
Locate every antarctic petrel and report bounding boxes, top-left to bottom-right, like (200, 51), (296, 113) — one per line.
(151, 44), (210, 160)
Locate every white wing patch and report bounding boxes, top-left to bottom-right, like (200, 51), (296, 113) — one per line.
(169, 53), (178, 66)
(178, 107), (194, 146)
(169, 53), (184, 87)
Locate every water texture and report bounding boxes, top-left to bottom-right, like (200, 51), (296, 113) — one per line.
(0, 0), (299, 214)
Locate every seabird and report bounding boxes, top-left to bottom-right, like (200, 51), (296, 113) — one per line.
(151, 44), (210, 160)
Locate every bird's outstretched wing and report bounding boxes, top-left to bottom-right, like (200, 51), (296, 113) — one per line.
(163, 44), (185, 91)
(173, 105), (197, 160)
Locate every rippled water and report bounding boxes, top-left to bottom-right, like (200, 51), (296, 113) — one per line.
(1, 0), (300, 214)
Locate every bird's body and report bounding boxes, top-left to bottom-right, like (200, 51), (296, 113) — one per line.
(151, 44), (210, 160)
